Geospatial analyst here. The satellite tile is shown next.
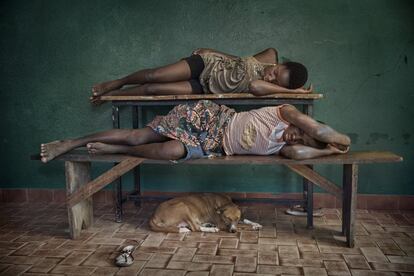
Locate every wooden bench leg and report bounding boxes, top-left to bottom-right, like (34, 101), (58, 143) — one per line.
(65, 161), (93, 239)
(343, 164), (358, 247)
(342, 172), (348, 236)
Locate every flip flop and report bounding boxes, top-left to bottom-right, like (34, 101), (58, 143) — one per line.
(115, 245), (135, 267)
(285, 205), (324, 217)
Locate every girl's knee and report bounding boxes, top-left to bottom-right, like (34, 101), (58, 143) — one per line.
(145, 68), (164, 83)
(144, 69), (157, 82)
(143, 83), (160, 94)
(126, 129), (144, 145)
(160, 141), (186, 160)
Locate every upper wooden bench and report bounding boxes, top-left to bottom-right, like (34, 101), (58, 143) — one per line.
(99, 92), (323, 108)
(100, 92), (323, 101)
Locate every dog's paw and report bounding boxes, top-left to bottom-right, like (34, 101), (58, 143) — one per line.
(200, 226), (220, 233)
(179, 227), (191, 233)
(251, 223), (263, 230)
(201, 223), (217, 228)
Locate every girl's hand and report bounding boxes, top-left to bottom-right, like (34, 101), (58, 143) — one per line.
(191, 48), (203, 55)
(294, 84), (313, 94)
(327, 143), (350, 154)
(192, 48), (211, 55)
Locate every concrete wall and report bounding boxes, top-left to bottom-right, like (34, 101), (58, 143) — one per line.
(1, 0), (413, 195)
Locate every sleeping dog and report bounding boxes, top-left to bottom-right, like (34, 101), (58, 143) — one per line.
(149, 193), (262, 233)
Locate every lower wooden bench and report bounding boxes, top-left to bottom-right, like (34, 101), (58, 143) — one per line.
(32, 150), (402, 247)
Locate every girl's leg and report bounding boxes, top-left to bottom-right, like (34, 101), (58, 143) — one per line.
(105, 81), (199, 96)
(91, 81), (198, 105)
(40, 127), (168, 163)
(86, 140), (186, 160)
(92, 59), (192, 96)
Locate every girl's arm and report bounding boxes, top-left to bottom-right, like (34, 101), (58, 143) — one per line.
(280, 144), (348, 160)
(252, 48), (278, 64)
(280, 105), (351, 146)
(192, 47), (278, 63)
(192, 48), (238, 59)
(249, 80), (313, 96)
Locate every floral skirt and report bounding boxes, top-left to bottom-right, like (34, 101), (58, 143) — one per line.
(147, 100), (235, 160)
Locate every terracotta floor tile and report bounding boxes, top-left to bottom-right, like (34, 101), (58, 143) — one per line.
(0, 202), (413, 275)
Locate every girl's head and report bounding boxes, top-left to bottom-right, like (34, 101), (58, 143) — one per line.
(263, 62), (308, 89)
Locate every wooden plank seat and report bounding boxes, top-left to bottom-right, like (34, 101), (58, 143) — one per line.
(100, 92), (323, 102)
(32, 150), (402, 247)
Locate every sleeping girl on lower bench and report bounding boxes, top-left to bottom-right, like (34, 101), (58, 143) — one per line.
(40, 100), (350, 163)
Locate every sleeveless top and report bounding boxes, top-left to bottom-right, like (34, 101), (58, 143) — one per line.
(222, 105), (290, 155)
(198, 53), (275, 94)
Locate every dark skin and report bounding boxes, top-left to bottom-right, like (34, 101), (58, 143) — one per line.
(40, 104), (349, 163)
(279, 105), (351, 159)
(90, 48), (312, 104)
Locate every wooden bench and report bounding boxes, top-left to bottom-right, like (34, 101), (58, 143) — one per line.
(32, 150), (402, 247)
(100, 93), (323, 224)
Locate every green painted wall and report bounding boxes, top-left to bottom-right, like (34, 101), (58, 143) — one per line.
(1, 0), (413, 195)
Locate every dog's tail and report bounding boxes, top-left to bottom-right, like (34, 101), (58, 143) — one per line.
(149, 216), (161, 231)
(149, 216), (182, 233)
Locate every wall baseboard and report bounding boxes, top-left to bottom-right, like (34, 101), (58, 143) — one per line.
(0, 188), (412, 210)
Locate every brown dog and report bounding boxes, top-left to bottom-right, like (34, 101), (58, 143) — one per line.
(149, 193), (260, 233)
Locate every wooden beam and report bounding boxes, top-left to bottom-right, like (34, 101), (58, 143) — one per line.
(285, 164), (343, 198)
(67, 157), (145, 208)
(100, 92), (323, 101)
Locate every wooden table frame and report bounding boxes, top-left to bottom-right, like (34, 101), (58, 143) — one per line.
(101, 93), (323, 229)
(35, 150), (401, 247)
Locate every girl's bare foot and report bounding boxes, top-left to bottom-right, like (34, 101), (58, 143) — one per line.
(40, 140), (76, 163)
(89, 96), (104, 106)
(87, 142), (125, 155)
(92, 79), (124, 97)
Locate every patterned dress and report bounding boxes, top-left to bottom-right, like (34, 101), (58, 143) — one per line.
(147, 100), (236, 159)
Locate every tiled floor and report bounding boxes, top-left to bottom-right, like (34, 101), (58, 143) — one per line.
(0, 202), (414, 276)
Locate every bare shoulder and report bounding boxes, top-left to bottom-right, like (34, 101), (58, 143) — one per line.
(253, 48), (278, 64)
(279, 104), (299, 118)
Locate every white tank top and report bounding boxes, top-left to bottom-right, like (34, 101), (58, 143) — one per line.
(222, 105), (290, 155)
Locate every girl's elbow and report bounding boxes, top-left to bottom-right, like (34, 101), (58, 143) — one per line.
(281, 148), (306, 160)
(249, 82), (266, 96)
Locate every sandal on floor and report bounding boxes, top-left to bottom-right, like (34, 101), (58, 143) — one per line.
(115, 245), (135, 267)
(286, 205), (324, 217)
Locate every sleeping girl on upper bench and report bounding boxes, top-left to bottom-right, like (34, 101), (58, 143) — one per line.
(40, 101), (350, 163)
(91, 48), (311, 104)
